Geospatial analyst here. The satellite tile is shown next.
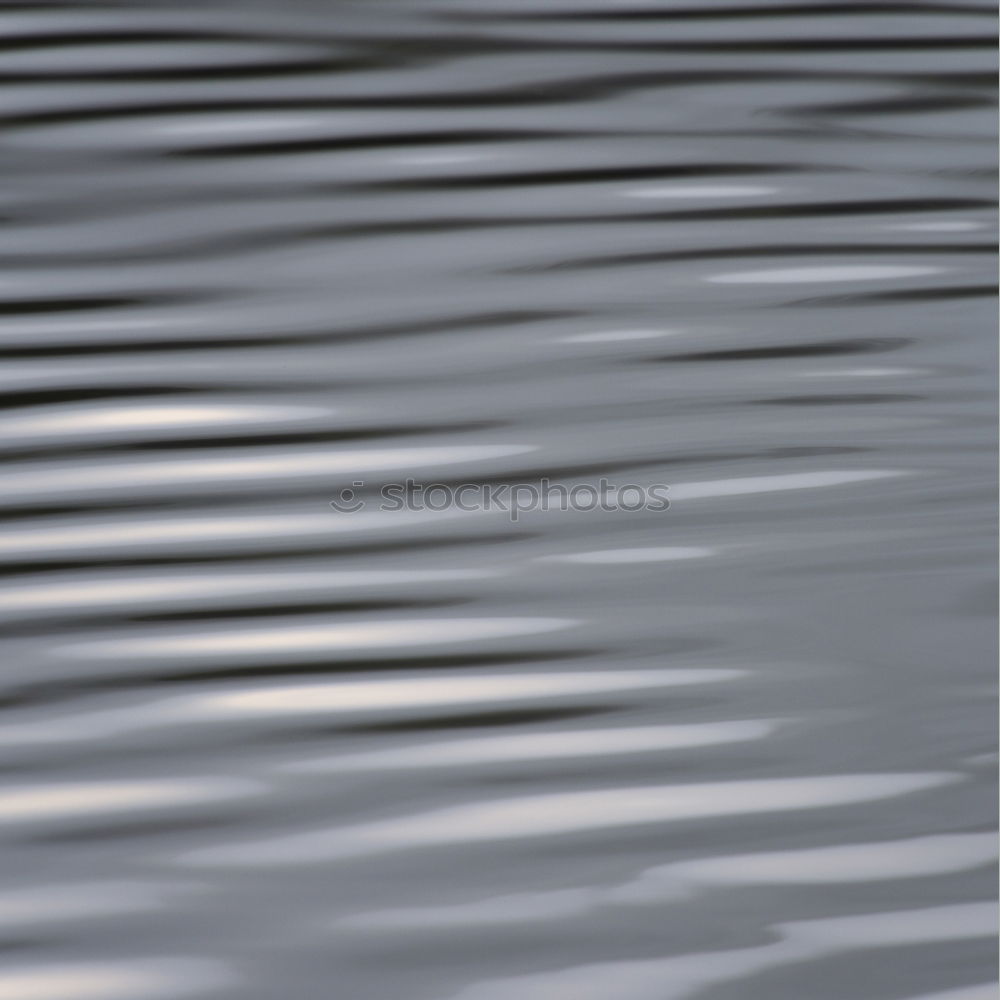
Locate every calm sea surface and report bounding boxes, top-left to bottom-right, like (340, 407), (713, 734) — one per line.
(0, 2), (996, 998)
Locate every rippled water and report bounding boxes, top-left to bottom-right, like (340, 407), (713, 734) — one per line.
(1, 2), (997, 999)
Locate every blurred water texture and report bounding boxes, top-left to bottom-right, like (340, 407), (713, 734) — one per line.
(0, 1), (996, 998)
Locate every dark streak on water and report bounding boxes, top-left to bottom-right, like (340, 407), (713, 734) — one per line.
(0, 2), (996, 999)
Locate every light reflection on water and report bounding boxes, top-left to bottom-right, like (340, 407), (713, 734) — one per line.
(447, 903), (997, 1000)
(0, 0), (994, 998)
(180, 772), (956, 866)
(0, 959), (233, 1000)
(0, 777), (262, 824)
(283, 718), (780, 772)
(339, 833), (997, 931)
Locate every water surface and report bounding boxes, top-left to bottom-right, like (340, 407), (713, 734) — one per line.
(0, 2), (996, 998)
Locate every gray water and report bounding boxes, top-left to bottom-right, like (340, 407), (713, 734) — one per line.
(0, 2), (997, 999)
